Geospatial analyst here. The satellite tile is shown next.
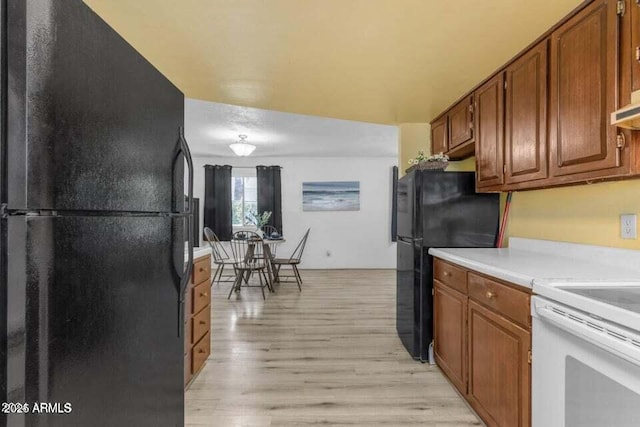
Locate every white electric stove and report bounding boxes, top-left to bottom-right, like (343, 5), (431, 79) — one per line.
(532, 280), (640, 427)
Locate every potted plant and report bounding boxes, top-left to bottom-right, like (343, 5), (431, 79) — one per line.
(406, 151), (449, 173)
(245, 211), (272, 237)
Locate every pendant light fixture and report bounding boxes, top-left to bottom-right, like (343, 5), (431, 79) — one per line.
(229, 134), (256, 156)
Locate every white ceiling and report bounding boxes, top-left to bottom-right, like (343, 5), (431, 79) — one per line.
(184, 98), (398, 158)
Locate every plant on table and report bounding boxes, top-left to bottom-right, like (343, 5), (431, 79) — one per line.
(246, 211), (272, 231)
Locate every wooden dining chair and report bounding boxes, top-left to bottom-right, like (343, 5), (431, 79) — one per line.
(272, 228), (310, 291)
(261, 225), (281, 259)
(228, 231), (271, 300)
(203, 227), (237, 287)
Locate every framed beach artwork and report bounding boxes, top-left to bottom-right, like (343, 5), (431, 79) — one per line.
(302, 181), (360, 211)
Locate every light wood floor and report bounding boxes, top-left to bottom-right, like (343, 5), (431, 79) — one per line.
(185, 269), (482, 426)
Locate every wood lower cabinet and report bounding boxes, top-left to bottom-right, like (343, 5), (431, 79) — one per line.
(433, 258), (532, 427)
(468, 301), (531, 427)
(185, 253), (212, 388)
(431, 116), (448, 155)
(505, 40), (548, 185)
(549, 0), (625, 179)
(434, 280), (467, 395)
(475, 74), (505, 188)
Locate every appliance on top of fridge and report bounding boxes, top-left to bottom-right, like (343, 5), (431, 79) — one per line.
(1, 1), (194, 426)
(396, 170), (499, 362)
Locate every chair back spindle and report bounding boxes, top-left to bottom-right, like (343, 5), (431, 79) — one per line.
(290, 228), (310, 262)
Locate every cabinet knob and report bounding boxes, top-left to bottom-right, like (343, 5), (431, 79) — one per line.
(486, 291), (495, 299)
(199, 320), (206, 325)
(198, 348), (206, 354)
(199, 267), (205, 272)
(443, 271), (451, 277)
(200, 292), (208, 297)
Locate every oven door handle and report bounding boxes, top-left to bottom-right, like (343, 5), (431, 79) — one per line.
(535, 304), (640, 366)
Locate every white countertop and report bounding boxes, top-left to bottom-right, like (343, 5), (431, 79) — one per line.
(186, 245), (212, 263)
(429, 238), (640, 290)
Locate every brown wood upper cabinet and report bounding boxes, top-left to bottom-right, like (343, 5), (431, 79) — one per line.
(431, 116), (448, 155)
(430, 0), (640, 191)
(505, 40), (548, 184)
(549, 0), (625, 178)
(448, 95), (474, 149)
(632, 0), (640, 93)
(475, 74), (505, 188)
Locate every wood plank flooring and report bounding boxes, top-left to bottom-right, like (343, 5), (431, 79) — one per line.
(185, 269), (482, 426)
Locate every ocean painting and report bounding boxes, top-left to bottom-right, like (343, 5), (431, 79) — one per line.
(302, 181), (360, 211)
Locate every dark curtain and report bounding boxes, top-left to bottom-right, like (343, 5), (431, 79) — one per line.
(203, 165), (232, 241)
(256, 166), (283, 234)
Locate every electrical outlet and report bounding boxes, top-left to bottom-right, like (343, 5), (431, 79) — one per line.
(621, 214), (637, 239)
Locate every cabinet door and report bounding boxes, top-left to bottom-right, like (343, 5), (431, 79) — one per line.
(475, 74), (505, 188)
(434, 280), (467, 395)
(632, 0), (640, 93)
(431, 116), (449, 155)
(549, 0), (624, 177)
(505, 40), (548, 184)
(468, 300), (531, 427)
(448, 95), (474, 149)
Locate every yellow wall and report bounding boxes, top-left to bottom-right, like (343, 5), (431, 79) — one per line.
(506, 180), (640, 250)
(446, 156), (476, 172)
(399, 123), (430, 176)
(442, 156), (640, 250)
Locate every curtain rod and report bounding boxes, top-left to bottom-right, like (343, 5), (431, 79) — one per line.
(204, 165), (283, 169)
(234, 166), (282, 169)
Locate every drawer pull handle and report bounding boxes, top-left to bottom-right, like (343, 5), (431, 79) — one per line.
(198, 348), (206, 354)
(486, 291), (495, 299)
(443, 271), (451, 277)
(199, 268), (205, 272)
(200, 292), (208, 297)
(199, 320), (207, 325)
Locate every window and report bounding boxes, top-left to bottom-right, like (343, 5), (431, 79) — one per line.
(231, 175), (257, 226)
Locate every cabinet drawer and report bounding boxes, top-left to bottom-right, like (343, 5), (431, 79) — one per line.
(433, 259), (467, 294)
(192, 303), (211, 344)
(192, 332), (210, 375)
(192, 256), (211, 285)
(184, 352), (192, 387)
(192, 281), (210, 315)
(468, 273), (530, 328)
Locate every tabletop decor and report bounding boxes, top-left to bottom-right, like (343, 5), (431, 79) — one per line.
(245, 211), (272, 237)
(406, 151), (449, 173)
(302, 181), (360, 211)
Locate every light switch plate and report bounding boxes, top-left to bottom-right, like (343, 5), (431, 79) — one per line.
(621, 214), (637, 239)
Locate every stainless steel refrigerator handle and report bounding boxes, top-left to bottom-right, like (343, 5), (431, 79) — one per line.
(174, 126), (194, 337)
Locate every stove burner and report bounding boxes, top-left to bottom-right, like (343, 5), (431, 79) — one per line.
(557, 287), (640, 315)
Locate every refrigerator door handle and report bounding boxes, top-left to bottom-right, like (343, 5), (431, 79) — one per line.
(398, 236), (421, 244)
(173, 126), (194, 215)
(174, 126), (194, 337)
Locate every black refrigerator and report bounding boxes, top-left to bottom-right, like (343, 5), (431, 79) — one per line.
(1, 1), (193, 426)
(396, 170), (499, 362)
